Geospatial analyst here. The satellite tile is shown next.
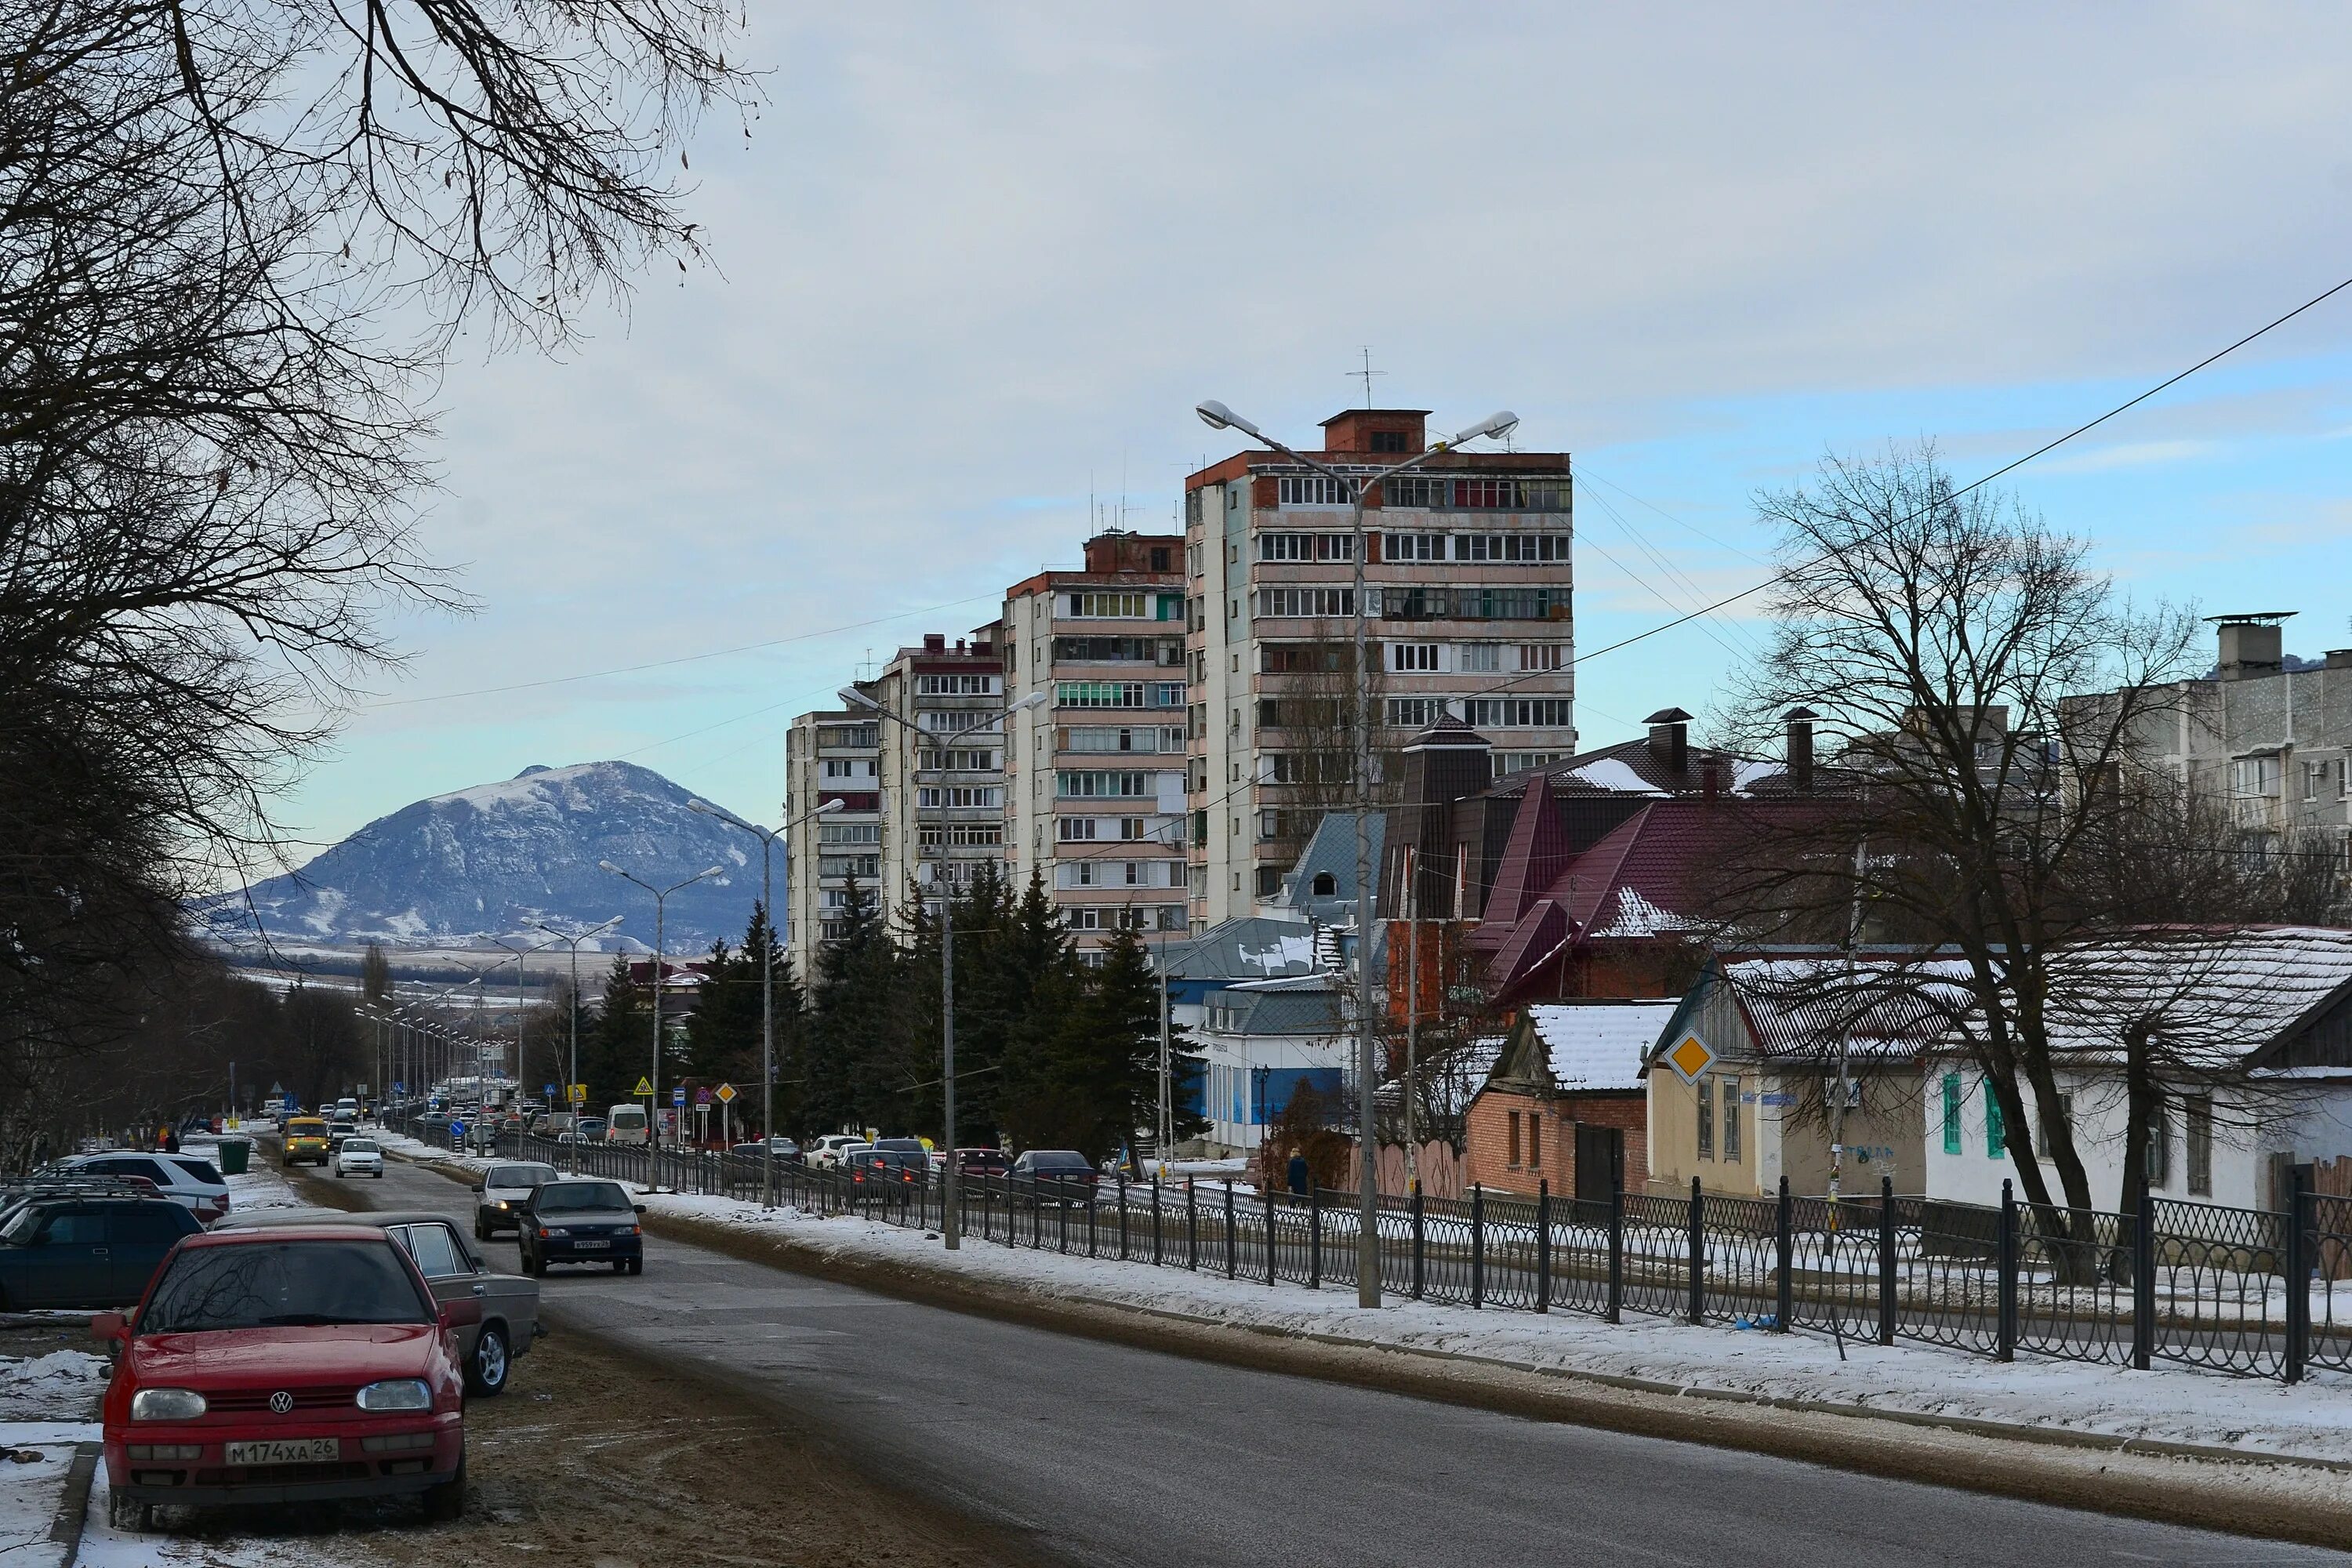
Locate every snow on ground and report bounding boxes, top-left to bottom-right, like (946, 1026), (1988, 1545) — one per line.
(0, 1439), (77, 1568)
(635, 1186), (2352, 1466)
(0, 1357), (105, 1426)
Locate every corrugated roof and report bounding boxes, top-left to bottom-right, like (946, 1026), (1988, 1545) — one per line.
(1527, 1001), (1681, 1090)
(1719, 956), (1976, 1064)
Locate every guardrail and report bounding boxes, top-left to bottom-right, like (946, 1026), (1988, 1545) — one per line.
(401, 1120), (2352, 1387)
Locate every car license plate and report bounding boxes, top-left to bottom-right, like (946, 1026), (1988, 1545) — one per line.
(225, 1438), (340, 1466)
(574, 1238), (609, 1249)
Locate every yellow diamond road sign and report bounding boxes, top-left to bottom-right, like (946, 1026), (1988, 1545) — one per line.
(714, 1083), (737, 1104)
(1665, 1031), (1715, 1084)
(632, 1076), (655, 1097)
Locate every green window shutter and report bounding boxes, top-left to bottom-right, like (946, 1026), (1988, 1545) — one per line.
(1984, 1079), (2005, 1158)
(1940, 1073), (1962, 1156)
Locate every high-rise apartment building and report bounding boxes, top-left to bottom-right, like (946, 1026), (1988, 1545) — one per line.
(782, 707), (880, 982)
(863, 632), (1011, 931)
(1002, 532), (1190, 960)
(1183, 408), (1574, 929)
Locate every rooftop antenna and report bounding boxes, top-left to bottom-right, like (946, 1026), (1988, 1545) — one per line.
(1350, 347), (1385, 408)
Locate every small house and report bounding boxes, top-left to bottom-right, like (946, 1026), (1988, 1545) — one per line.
(1464, 1000), (1677, 1204)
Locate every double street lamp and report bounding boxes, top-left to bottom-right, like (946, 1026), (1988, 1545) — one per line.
(1194, 398), (1519, 1309)
(840, 683), (1047, 1250)
(535, 916), (624, 1174)
(599, 859), (727, 1165)
(688, 795), (844, 1208)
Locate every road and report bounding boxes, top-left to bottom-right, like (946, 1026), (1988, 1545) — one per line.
(312, 1151), (2350, 1568)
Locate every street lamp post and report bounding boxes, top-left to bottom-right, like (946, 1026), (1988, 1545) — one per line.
(688, 796), (844, 1209)
(841, 684), (1047, 1250)
(600, 859), (726, 1181)
(535, 916), (623, 1175)
(1193, 398), (1519, 1309)
(490, 934), (559, 1102)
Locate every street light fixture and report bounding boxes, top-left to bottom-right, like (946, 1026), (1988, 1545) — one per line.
(1193, 397), (1519, 1308)
(840, 683), (1047, 1250)
(535, 916), (624, 1174)
(489, 933), (561, 1101)
(688, 795), (843, 1208)
(600, 858), (727, 1174)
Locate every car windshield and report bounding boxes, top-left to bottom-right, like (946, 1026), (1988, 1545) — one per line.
(140, 1240), (430, 1332)
(487, 1165), (557, 1189)
(342, 1141), (378, 1154)
(1028, 1153), (1089, 1171)
(534, 1181), (630, 1213)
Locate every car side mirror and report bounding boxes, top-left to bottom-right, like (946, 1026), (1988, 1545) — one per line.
(89, 1312), (126, 1342)
(633, 1203), (647, 1215)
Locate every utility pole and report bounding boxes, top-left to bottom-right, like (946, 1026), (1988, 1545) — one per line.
(601, 861), (725, 1181)
(1404, 846), (1417, 1191)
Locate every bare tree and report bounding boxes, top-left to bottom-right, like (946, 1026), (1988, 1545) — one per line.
(1719, 444), (2202, 1220)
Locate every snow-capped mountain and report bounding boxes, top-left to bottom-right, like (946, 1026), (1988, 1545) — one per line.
(203, 761), (766, 953)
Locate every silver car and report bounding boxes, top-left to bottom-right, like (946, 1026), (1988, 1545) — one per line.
(471, 1161), (560, 1240)
(213, 1207), (541, 1396)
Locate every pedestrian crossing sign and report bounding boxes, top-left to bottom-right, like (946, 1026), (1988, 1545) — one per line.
(569, 1083), (588, 1104)
(633, 1076), (654, 1097)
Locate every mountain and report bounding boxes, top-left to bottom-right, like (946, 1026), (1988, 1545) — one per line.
(204, 761), (767, 954)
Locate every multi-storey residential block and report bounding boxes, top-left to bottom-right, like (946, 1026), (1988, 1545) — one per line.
(1002, 531), (1190, 960)
(863, 632), (1011, 930)
(782, 707), (880, 981)
(1182, 408), (1575, 930)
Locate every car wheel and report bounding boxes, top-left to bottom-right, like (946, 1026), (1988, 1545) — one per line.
(466, 1323), (510, 1396)
(525, 1249), (546, 1278)
(421, 1453), (465, 1523)
(626, 1258), (643, 1276)
(611, 1259), (627, 1273)
(473, 1218), (487, 1241)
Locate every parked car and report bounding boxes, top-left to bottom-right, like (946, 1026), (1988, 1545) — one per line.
(727, 1138), (800, 1163)
(528, 1111), (573, 1138)
(0, 1197), (201, 1309)
(281, 1116), (332, 1167)
(470, 1163), (560, 1240)
(804, 1134), (862, 1171)
(951, 1148), (1010, 1178)
(332, 1138), (385, 1179)
(94, 1225), (470, 1530)
(515, 1179), (644, 1276)
(847, 1147), (927, 1189)
(1010, 1149), (1098, 1201)
(574, 1117), (607, 1142)
(55, 1152), (230, 1225)
(214, 1207), (540, 1396)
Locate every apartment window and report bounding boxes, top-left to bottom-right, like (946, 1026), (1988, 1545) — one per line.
(1254, 864), (1280, 898)
(1722, 1076), (1742, 1163)
(1382, 476), (1444, 508)
(2146, 1091), (2172, 1188)
(2232, 756), (2280, 797)
(1063, 725), (1174, 754)
(1153, 682), (1183, 708)
(1259, 532), (1355, 562)
(1983, 1078), (2005, 1157)
(1057, 817), (1098, 841)
(1261, 643), (1349, 674)
(818, 855), (878, 878)
(1369, 430), (1409, 453)
(916, 674), (997, 695)
(1257, 586), (1355, 618)
(2186, 1095), (2213, 1196)
(1119, 817), (1148, 840)
(1386, 698), (1448, 728)
(1507, 1110), (1521, 1167)
(1057, 681), (1148, 708)
(822, 758), (869, 779)
(1454, 532), (1571, 562)
(917, 748), (999, 772)
(1276, 474), (1352, 506)
(1392, 642), (1439, 672)
(1267, 753), (1350, 786)
(818, 823), (880, 845)
(2340, 758), (2350, 797)
(1452, 586), (1570, 621)
(1941, 1073), (1962, 1156)
(1697, 1074), (1714, 1160)
(1066, 591), (1149, 618)
(919, 822), (1000, 847)
(916, 786), (1000, 809)
(1458, 698), (1574, 728)
(1519, 644), (1566, 671)
(1058, 771), (1149, 798)
(1498, 752), (1567, 774)
(1052, 635), (1180, 663)
(1382, 533), (1446, 562)
(1150, 546), (1171, 571)
(2306, 762), (2323, 802)
(1457, 643), (1500, 673)
(815, 724), (877, 748)
(1157, 905), (1188, 931)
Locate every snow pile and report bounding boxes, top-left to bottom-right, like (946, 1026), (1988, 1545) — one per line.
(0, 1352), (107, 1422)
(632, 1186), (2352, 1465)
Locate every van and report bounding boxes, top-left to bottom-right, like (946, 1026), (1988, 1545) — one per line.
(530, 1111), (575, 1138)
(605, 1105), (648, 1145)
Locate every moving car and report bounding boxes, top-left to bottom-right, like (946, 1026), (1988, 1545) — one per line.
(528, 1112), (573, 1138)
(848, 1145), (927, 1189)
(215, 1207), (540, 1396)
(56, 1152), (230, 1225)
(94, 1225), (470, 1530)
(574, 1117), (607, 1142)
(0, 1197), (201, 1309)
(327, 1117), (360, 1151)
(281, 1117), (331, 1167)
(516, 1179), (644, 1276)
(727, 1138), (799, 1163)
(332, 1138), (384, 1179)
(604, 1105), (648, 1146)
(470, 1163), (560, 1240)
(951, 1148), (1011, 1178)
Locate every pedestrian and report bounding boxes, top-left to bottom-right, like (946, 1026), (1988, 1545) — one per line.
(160, 1124), (180, 1154)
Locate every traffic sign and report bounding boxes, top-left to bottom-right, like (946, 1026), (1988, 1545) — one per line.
(1663, 1029), (1715, 1085)
(543, 1083), (557, 1098)
(393, 1081), (405, 1094)
(671, 1086), (686, 1106)
(569, 1083), (588, 1104)
(633, 1076), (654, 1097)
(713, 1083), (737, 1104)
(695, 1087), (713, 1105)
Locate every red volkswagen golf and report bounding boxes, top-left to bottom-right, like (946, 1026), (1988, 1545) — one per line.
(93, 1224), (472, 1530)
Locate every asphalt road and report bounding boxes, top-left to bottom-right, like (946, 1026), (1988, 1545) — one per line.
(314, 1152), (2351, 1568)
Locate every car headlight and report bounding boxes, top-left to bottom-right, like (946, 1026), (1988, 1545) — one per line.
(355, 1379), (432, 1412)
(489, 1199), (510, 1210)
(130, 1387), (207, 1421)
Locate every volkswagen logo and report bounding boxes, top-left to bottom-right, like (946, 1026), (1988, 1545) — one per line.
(267, 1391), (294, 1415)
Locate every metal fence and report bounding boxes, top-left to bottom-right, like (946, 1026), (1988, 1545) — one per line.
(416, 1121), (2352, 1388)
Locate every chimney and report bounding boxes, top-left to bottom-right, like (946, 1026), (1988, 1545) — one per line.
(2328, 650), (2352, 671)
(922, 633), (946, 654)
(1785, 707), (1817, 792)
(1644, 707), (1692, 778)
(2210, 613), (2290, 681)
(954, 638), (967, 655)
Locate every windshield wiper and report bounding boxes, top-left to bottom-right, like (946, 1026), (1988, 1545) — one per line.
(256, 1312), (343, 1326)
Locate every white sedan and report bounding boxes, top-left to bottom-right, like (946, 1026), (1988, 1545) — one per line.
(332, 1137), (385, 1178)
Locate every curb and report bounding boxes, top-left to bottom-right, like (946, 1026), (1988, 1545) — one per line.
(49, 1442), (98, 1562)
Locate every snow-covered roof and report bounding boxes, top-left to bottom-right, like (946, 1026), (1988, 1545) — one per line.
(1565, 757), (1667, 796)
(1719, 956), (1977, 1064)
(2035, 927), (2352, 1068)
(1527, 1001), (1681, 1090)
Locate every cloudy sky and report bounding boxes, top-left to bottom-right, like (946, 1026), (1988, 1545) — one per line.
(284, 2), (2352, 857)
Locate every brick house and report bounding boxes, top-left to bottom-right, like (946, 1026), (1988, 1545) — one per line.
(1463, 1000), (1675, 1203)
